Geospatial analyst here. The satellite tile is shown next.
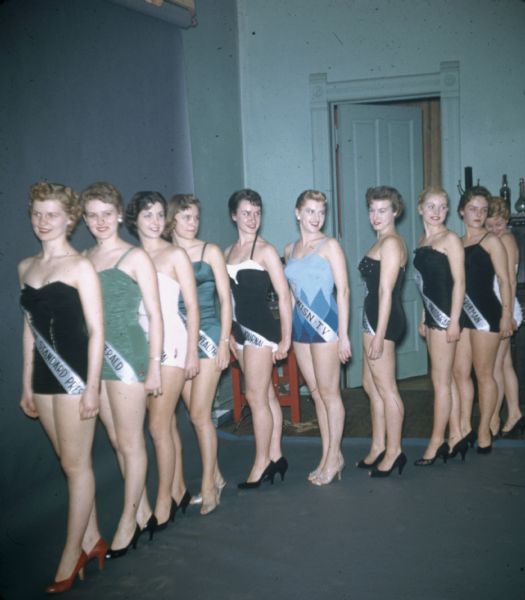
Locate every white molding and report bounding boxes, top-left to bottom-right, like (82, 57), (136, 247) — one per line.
(309, 62), (462, 233)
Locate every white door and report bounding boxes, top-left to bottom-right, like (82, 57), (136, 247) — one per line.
(334, 102), (427, 387)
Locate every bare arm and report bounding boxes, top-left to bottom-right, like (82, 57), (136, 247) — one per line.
(263, 244), (292, 361)
(501, 232), (519, 328)
(324, 239), (351, 363)
(484, 234), (513, 338)
(445, 232), (465, 343)
(75, 258), (105, 419)
(369, 236), (403, 359)
(18, 260), (38, 418)
(208, 244), (232, 371)
(174, 247), (200, 379)
(132, 250), (163, 393)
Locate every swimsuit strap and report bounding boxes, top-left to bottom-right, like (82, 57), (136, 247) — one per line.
(249, 234), (258, 260)
(200, 242), (208, 261)
(114, 247), (135, 268)
(479, 232), (490, 244)
(312, 237), (329, 254)
(288, 240), (298, 261)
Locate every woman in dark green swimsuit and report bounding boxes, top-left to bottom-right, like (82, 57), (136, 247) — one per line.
(167, 194), (232, 515)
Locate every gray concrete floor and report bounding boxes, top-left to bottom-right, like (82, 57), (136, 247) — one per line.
(2, 401), (525, 600)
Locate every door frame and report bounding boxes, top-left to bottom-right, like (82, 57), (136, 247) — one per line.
(309, 61), (461, 237)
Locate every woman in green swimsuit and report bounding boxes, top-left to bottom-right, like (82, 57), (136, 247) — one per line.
(81, 182), (163, 557)
(167, 194), (232, 515)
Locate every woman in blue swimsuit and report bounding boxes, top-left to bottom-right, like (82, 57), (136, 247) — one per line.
(226, 189), (292, 488)
(284, 190), (351, 485)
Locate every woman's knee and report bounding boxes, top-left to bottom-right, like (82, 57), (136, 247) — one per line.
(190, 406), (212, 430)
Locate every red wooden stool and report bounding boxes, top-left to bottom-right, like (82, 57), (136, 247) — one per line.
(230, 347), (303, 423)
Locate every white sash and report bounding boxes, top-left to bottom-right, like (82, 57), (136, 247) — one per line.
(294, 296), (338, 342)
(238, 322), (269, 348)
(28, 318), (85, 395)
(361, 284), (375, 335)
(179, 312), (217, 359)
(463, 294), (490, 332)
(104, 341), (140, 383)
(414, 269), (450, 329)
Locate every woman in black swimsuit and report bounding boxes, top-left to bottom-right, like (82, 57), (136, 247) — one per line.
(225, 189), (292, 488)
(413, 187), (466, 465)
(357, 186), (408, 477)
(453, 186), (513, 453)
(18, 182), (105, 593)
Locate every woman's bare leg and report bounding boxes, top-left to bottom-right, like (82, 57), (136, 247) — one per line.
(453, 329), (474, 435)
(500, 340), (523, 432)
(361, 334), (386, 464)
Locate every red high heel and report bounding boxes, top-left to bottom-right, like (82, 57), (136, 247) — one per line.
(45, 551), (88, 594)
(86, 538), (109, 571)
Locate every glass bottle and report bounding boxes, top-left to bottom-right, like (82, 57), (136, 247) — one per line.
(515, 177), (525, 213)
(500, 174), (511, 209)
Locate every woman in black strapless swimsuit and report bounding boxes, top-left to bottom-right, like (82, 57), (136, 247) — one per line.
(413, 187), (466, 465)
(225, 189), (292, 488)
(453, 186), (513, 453)
(18, 183), (105, 594)
(357, 186), (408, 478)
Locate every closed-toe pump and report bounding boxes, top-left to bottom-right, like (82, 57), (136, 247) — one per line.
(414, 442), (449, 467)
(273, 456), (288, 481)
(476, 443), (492, 455)
(356, 450), (385, 469)
(369, 452), (407, 478)
(448, 437), (468, 461)
(238, 462), (276, 489)
(142, 514), (158, 541)
(464, 430), (477, 448)
(105, 524), (141, 560)
(85, 538), (109, 571)
(501, 416), (525, 437)
(45, 551), (88, 594)
(174, 490), (192, 515)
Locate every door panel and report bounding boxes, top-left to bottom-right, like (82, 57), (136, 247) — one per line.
(334, 103), (427, 387)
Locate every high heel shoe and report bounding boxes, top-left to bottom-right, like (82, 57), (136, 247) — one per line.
(105, 524), (141, 560)
(237, 462), (276, 489)
(476, 443), (492, 455)
(501, 415), (525, 437)
(45, 551), (88, 594)
(414, 442), (449, 466)
(369, 452), (407, 478)
(142, 514), (157, 541)
(273, 456), (288, 481)
(85, 538), (109, 571)
(311, 460), (345, 486)
(356, 450), (385, 469)
(448, 437), (468, 461)
(174, 490), (192, 515)
(464, 430), (477, 448)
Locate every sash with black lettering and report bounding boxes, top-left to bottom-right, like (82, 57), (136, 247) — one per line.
(27, 316), (85, 394)
(361, 284), (375, 335)
(414, 269), (450, 329)
(293, 296), (338, 342)
(237, 322), (271, 348)
(104, 341), (140, 383)
(462, 294), (490, 332)
(179, 312), (217, 359)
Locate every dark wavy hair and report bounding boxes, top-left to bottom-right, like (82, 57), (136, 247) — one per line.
(457, 185), (492, 218)
(228, 188), (262, 217)
(125, 191), (167, 238)
(365, 185), (404, 218)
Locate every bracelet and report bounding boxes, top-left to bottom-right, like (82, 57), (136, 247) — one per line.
(221, 337), (230, 343)
(150, 356), (161, 362)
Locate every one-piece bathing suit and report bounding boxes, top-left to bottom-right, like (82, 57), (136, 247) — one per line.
(179, 242), (221, 359)
(461, 234), (501, 332)
(413, 246), (454, 330)
(99, 248), (148, 382)
(358, 255), (406, 343)
(20, 281), (88, 394)
(226, 237), (280, 350)
(284, 238), (339, 343)
(139, 272), (187, 369)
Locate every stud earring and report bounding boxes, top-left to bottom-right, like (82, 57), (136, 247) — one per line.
(118, 217), (123, 223)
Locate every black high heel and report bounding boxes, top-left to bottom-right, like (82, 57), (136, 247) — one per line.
(414, 442), (449, 467)
(464, 430), (477, 448)
(369, 453), (407, 478)
(142, 514), (157, 541)
(448, 437), (468, 461)
(156, 500), (177, 532)
(476, 443), (492, 455)
(356, 450), (385, 469)
(273, 456), (288, 481)
(105, 524), (141, 560)
(238, 462), (276, 489)
(501, 416), (525, 437)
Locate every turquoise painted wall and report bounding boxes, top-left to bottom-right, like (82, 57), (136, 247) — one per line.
(182, 0), (243, 249)
(234, 0), (525, 251)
